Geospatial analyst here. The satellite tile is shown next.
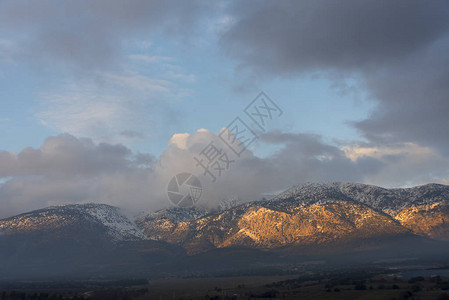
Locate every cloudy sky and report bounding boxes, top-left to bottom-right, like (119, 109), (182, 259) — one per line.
(1, 0), (449, 218)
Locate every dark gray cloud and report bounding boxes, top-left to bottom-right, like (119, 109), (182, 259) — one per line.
(0, 0), (208, 71)
(254, 131), (383, 188)
(0, 134), (133, 178)
(222, 0), (449, 73)
(221, 0), (449, 153)
(354, 37), (449, 153)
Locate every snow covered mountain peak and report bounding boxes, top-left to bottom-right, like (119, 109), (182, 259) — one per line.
(267, 182), (449, 212)
(0, 203), (146, 241)
(137, 206), (210, 225)
(71, 203), (147, 241)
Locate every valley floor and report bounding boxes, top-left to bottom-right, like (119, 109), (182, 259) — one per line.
(3, 270), (449, 300)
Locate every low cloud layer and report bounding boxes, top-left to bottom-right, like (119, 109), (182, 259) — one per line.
(1, 131), (448, 218)
(0, 134), (154, 217)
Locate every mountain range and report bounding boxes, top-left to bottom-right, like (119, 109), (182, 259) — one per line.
(1, 182), (449, 279)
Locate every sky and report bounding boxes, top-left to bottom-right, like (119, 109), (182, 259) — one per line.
(1, 0), (449, 218)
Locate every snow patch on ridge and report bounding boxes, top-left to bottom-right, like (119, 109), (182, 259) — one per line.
(79, 204), (147, 241)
